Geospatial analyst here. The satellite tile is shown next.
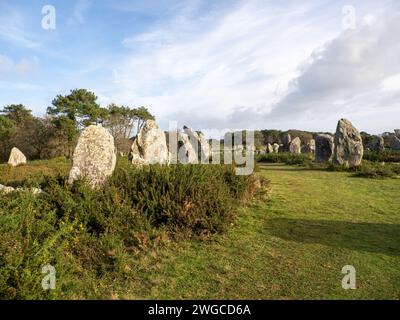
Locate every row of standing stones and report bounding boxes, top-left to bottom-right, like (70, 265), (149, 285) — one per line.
(68, 120), (213, 188)
(2, 118), (400, 191)
(279, 118), (364, 167)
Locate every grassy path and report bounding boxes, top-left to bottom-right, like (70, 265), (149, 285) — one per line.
(118, 164), (400, 299)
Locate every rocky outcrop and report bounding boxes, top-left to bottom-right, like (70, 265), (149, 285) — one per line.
(129, 120), (169, 165)
(68, 125), (117, 188)
(333, 119), (363, 167)
(8, 147), (27, 167)
(289, 137), (301, 154)
(315, 134), (334, 163)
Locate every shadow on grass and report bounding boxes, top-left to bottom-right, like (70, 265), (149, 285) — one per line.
(265, 218), (400, 256)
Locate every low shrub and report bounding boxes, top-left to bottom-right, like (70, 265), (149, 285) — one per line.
(351, 162), (400, 179)
(326, 161), (400, 179)
(256, 152), (312, 165)
(0, 161), (268, 299)
(363, 150), (400, 163)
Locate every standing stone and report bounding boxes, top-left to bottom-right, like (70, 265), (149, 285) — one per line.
(178, 131), (198, 164)
(183, 127), (211, 162)
(68, 125), (117, 188)
(392, 136), (400, 151)
(333, 119), (364, 167)
(129, 120), (169, 165)
(283, 133), (291, 152)
(289, 137), (301, 154)
(266, 143), (274, 153)
(315, 134), (334, 163)
(8, 147), (27, 167)
(370, 136), (385, 153)
(302, 139), (316, 154)
(273, 143), (280, 153)
(308, 139), (316, 154)
(394, 129), (400, 138)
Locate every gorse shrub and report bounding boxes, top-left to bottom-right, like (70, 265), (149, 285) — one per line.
(363, 150), (400, 163)
(351, 162), (400, 179)
(0, 160), (267, 299)
(326, 161), (400, 179)
(256, 152), (312, 165)
(110, 163), (258, 234)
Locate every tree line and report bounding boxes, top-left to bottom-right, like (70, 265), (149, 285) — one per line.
(0, 89), (154, 162)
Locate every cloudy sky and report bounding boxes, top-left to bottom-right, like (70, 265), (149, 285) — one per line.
(0, 0), (399, 136)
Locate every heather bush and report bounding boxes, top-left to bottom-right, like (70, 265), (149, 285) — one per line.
(256, 152), (312, 165)
(0, 159), (267, 299)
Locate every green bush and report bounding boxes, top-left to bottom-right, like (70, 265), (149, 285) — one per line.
(363, 150), (400, 163)
(256, 152), (312, 165)
(0, 161), (267, 299)
(110, 163), (259, 234)
(351, 162), (400, 179)
(326, 161), (400, 179)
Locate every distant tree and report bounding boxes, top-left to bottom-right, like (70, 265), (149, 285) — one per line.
(0, 115), (15, 161)
(260, 129), (283, 144)
(360, 131), (374, 150)
(103, 104), (155, 153)
(46, 89), (108, 158)
(0, 104), (51, 161)
(1, 104), (33, 124)
(47, 89), (107, 128)
(134, 106), (155, 135)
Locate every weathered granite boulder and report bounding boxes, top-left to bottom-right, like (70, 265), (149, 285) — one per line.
(273, 143), (280, 153)
(392, 136), (400, 151)
(0, 184), (15, 194)
(283, 133), (291, 152)
(289, 137), (301, 154)
(302, 139), (316, 154)
(370, 136), (385, 152)
(0, 184), (43, 195)
(68, 125), (117, 188)
(183, 127), (211, 162)
(308, 139), (316, 154)
(315, 134), (334, 163)
(8, 147), (27, 167)
(266, 143), (274, 153)
(178, 131), (198, 164)
(166, 130), (198, 164)
(129, 120), (169, 165)
(333, 119), (363, 167)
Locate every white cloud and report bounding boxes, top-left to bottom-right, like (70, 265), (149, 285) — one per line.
(0, 55), (39, 78)
(111, 0), (339, 131)
(269, 9), (400, 124)
(382, 74), (400, 92)
(0, 3), (41, 49)
(68, 0), (93, 26)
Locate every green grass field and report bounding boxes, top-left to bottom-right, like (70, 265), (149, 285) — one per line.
(1, 161), (399, 299)
(103, 163), (400, 299)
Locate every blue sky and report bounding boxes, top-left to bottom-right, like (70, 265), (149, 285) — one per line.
(0, 0), (399, 136)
